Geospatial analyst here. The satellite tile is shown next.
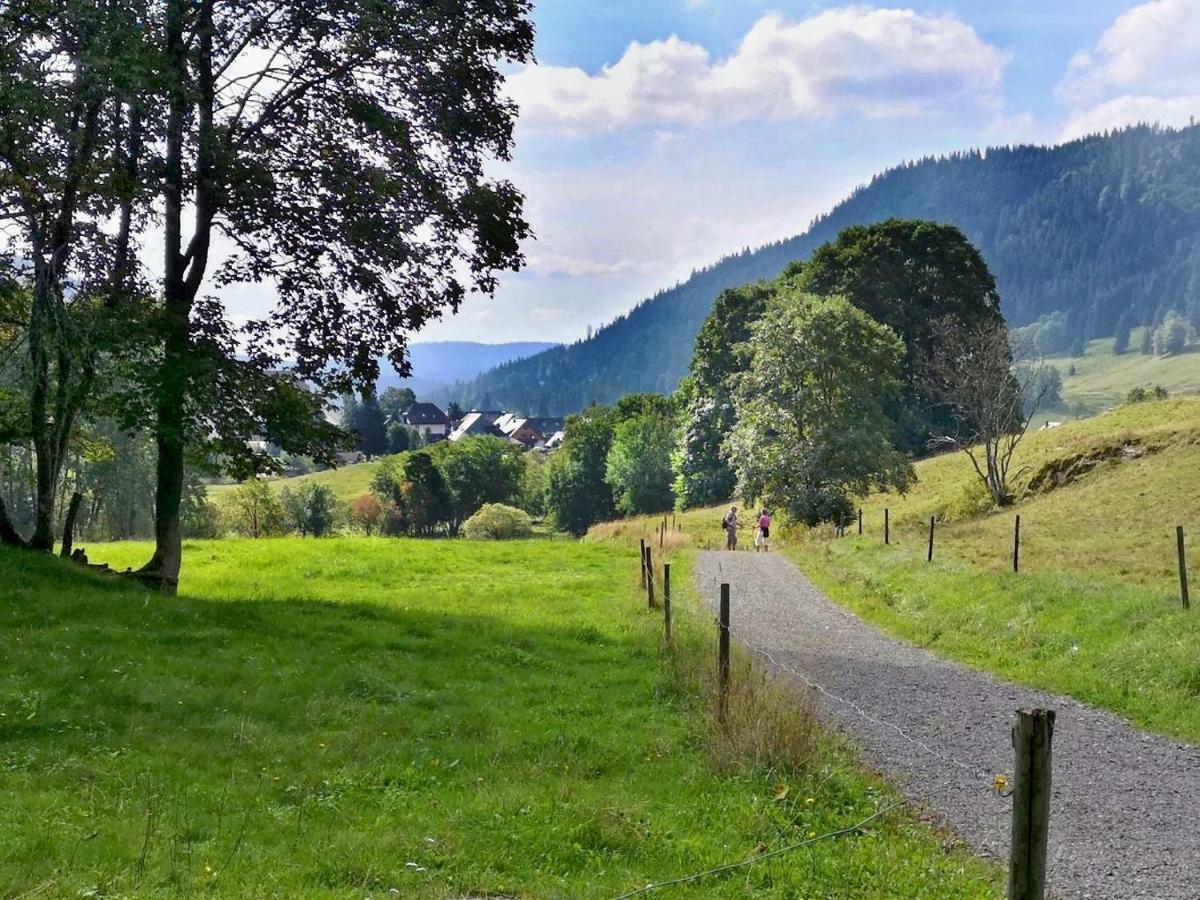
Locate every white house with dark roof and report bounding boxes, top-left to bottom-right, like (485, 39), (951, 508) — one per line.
(403, 402), (450, 442)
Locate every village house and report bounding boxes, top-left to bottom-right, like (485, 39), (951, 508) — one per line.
(448, 410), (565, 450)
(403, 402), (450, 442)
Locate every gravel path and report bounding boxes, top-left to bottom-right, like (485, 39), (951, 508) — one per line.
(694, 550), (1200, 899)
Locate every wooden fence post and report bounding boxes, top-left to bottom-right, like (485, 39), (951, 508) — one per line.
(858, 508), (863, 535)
(639, 539), (646, 587)
(1013, 515), (1021, 573)
(1178, 525), (1190, 610)
(884, 508), (890, 545)
(718, 583), (730, 725)
(663, 563), (672, 647)
(927, 516), (935, 562)
(1008, 708), (1055, 900)
(646, 547), (655, 608)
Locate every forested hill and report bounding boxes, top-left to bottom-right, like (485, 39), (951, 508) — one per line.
(455, 123), (1200, 415)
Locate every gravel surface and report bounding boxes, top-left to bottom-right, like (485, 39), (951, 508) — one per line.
(694, 550), (1200, 899)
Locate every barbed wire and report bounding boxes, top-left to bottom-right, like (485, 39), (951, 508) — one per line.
(702, 557), (1000, 787)
(609, 797), (912, 899)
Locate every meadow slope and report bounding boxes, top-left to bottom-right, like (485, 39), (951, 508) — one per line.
(1, 539), (998, 898)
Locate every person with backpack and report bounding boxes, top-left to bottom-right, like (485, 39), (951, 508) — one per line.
(721, 506), (739, 550)
(754, 509), (772, 552)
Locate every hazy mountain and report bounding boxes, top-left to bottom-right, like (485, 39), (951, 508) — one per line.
(455, 123), (1200, 415)
(381, 341), (558, 404)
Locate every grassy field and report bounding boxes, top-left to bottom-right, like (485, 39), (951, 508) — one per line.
(206, 457), (384, 503)
(1, 538), (999, 898)
(773, 398), (1200, 743)
(1035, 330), (1200, 425)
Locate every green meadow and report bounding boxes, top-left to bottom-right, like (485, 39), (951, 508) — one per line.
(1, 538), (998, 898)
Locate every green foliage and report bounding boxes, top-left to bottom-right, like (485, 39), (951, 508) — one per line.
(224, 480), (287, 538)
(385, 419), (414, 453)
(674, 283), (772, 509)
(727, 292), (913, 525)
(1020, 365), (1063, 414)
(1126, 384), (1170, 404)
(428, 436), (524, 534)
(343, 390), (388, 456)
(1113, 313), (1132, 354)
(1153, 311), (1193, 356)
(180, 481), (222, 539)
(789, 219), (1005, 452)
(545, 406), (618, 536)
(462, 503), (534, 540)
(379, 387), (416, 421)
(519, 452), (549, 518)
(279, 482), (339, 537)
(1014, 312), (1072, 357)
(372, 452), (452, 536)
(346, 493), (386, 535)
(606, 410), (676, 516)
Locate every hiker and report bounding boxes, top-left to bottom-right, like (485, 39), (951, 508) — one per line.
(755, 509), (772, 553)
(721, 505), (739, 550)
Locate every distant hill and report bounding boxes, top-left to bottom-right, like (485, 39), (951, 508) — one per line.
(381, 341), (558, 403)
(456, 123), (1200, 415)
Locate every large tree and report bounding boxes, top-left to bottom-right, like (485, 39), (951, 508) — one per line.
(606, 407), (676, 516)
(786, 219), (1005, 453)
(0, 0), (153, 549)
(726, 291), (913, 525)
(674, 282), (771, 508)
(129, 0), (533, 587)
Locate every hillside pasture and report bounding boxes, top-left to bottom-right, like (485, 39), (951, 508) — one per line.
(0, 539), (998, 898)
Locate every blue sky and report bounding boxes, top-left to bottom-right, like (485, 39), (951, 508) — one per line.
(414, 1), (1200, 345)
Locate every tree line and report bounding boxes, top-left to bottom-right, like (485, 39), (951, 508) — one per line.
(0, 0), (534, 586)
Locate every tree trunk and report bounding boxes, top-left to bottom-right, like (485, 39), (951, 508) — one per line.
(0, 494), (24, 547)
(140, 0), (215, 591)
(59, 491), (84, 558)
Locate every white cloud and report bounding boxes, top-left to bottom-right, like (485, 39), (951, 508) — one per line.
(508, 8), (1007, 134)
(1057, 0), (1200, 138)
(524, 252), (653, 279)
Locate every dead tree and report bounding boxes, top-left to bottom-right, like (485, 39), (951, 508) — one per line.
(927, 318), (1047, 507)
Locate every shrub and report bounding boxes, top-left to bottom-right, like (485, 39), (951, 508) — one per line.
(347, 494), (386, 535)
(280, 482), (339, 536)
(1126, 384), (1169, 404)
(224, 479), (287, 538)
(462, 503), (533, 540)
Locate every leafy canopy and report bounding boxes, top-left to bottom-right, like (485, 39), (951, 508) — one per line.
(727, 291), (913, 525)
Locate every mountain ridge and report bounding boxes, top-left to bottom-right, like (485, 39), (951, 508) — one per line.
(453, 123), (1200, 415)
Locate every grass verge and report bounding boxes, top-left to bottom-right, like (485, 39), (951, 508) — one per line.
(790, 536), (1200, 743)
(2, 537), (999, 897)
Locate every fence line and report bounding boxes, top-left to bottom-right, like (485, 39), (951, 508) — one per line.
(609, 798), (913, 899)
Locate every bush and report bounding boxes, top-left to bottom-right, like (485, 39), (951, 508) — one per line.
(462, 503), (533, 540)
(1126, 384), (1169, 404)
(280, 482), (339, 536)
(347, 494), (386, 535)
(224, 479), (287, 538)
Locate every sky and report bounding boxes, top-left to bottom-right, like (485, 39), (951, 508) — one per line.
(278, 1), (1192, 351)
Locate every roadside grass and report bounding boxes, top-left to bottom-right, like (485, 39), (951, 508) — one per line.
(755, 398), (1200, 743)
(849, 399), (1200, 588)
(791, 537), (1200, 743)
(1, 538), (999, 898)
